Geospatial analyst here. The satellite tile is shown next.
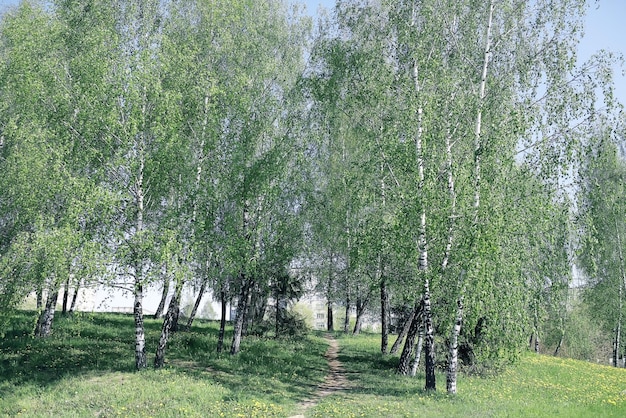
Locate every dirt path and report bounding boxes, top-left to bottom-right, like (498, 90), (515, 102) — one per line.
(288, 334), (350, 418)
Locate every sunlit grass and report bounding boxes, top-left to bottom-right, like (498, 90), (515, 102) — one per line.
(311, 332), (626, 417)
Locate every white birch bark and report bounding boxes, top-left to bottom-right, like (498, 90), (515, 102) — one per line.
(446, 294), (464, 393)
(412, 49), (434, 390)
(615, 218), (625, 367)
(230, 201), (253, 354)
(230, 279), (251, 355)
(409, 322), (424, 377)
(132, 126), (147, 370)
(441, 125), (457, 271)
(446, 0), (494, 394)
(423, 279), (436, 390)
(534, 306), (540, 353)
(133, 279), (147, 370)
(35, 288), (60, 338)
(473, 0), (494, 220)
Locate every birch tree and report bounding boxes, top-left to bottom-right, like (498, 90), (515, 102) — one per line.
(578, 127), (626, 367)
(92, 0), (188, 370)
(178, 0), (310, 355)
(314, 0), (616, 393)
(0, 1), (112, 335)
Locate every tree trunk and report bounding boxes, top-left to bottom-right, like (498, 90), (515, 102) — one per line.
(553, 326), (564, 357)
(343, 294), (351, 333)
(35, 289), (59, 337)
(446, 295), (464, 394)
(230, 279), (251, 355)
(186, 278), (208, 329)
(171, 301), (181, 333)
(133, 280), (147, 370)
(446, 273), (466, 394)
(615, 217), (625, 367)
(423, 279), (436, 391)
(69, 279), (81, 313)
(381, 276), (390, 354)
(390, 309), (415, 355)
(217, 289), (227, 353)
(133, 146), (147, 370)
(61, 276), (70, 315)
(326, 255), (334, 332)
(410, 323), (424, 377)
(533, 305), (540, 353)
(327, 300), (334, 332)
(411, 49), (433, 389)
(36, 286), (43, 310)
(614, 321), (621, 368)
(154, 280), (183, 368)
(472, 0), (494, 219)
(535, 331), (540, 354)
(441, 126), (457, 271)
(397, 305), (421, 375)
(275, 288), (284, 338)
(245, 283), (266, 335)
(353, 295), (367, 335)
(153, 275), (170, 319)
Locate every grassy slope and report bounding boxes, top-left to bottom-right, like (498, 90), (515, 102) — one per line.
(0, 311), (328, 417)
(1, 312), (625, 417)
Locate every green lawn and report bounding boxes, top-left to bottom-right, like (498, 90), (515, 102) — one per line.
(0, 311), (327, 417)
(313, 333), (626, 417)
(1, 311), (625, 417)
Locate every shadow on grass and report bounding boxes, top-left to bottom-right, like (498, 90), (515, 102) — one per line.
(330, 331), (445, 399)
(0, 310), (330, 405)
(0, 311), (152, 392)
(166, 330), (329, 404)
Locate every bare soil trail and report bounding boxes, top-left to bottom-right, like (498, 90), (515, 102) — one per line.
(288, 334), (351, 418)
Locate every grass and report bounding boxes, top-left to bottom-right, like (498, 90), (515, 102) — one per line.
(0, 310), (328, 417)
(310, 332), (626, 417)
(2, 312), (626, 417)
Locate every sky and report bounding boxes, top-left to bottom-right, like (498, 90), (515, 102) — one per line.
(0, 0), (623, 105)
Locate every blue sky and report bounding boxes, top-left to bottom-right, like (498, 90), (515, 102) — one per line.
(0, 0), (623, 105)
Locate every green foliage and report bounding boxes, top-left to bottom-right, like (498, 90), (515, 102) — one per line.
(542, 293), (612, 361)
(577, 127), (626, 357)
(304, 0), (607, 374)
(0, 0), (621, 375)
(251, 309), (310, 339)
(0, 0), (115, 333)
